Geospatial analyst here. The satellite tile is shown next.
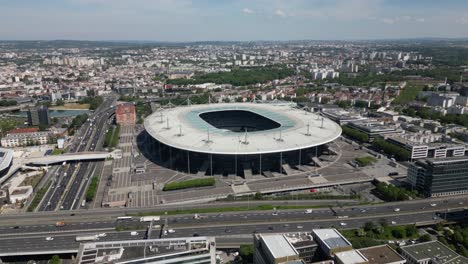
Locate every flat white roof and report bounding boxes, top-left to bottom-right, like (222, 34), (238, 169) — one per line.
(313, 229), (352, 250)
(0, 148), (13, 172)
(144, 103), (342, 155)
(260, 234), (297, 259)
(335, 250), (368, 264)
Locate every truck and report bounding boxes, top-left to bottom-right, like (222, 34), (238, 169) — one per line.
(55, 221), (65, 227)
(75, 235), (98, 242)
(139, 216), (160, 222)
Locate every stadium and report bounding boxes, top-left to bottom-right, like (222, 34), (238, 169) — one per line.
(143, 103), (342, 178)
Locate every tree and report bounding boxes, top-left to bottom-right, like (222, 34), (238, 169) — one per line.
(364, 222), (376, 232)
(254, 192), (263, 200)
(239, 244), (254, 264)
(419, 234), (432, 242)
(392, 229), (404, 239)
(50, 255), (61, 264)
(55, 99), (65, 106)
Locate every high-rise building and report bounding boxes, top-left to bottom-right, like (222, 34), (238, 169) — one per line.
(116, 103), (137, 125)
(27, 105), (50, 127)
(408, 157), (468, 197)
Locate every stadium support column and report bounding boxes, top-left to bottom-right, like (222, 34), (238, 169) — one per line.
(187, 151), (190, 174)
(299, 149), (302, 166)
(210, 154), (213, 176)
(280, 152), (283, 174)
(259, 154), (262, 175)
(235, 154), (238, 176)
(158, 141), (162, 162)
(169, 147), (172, 169)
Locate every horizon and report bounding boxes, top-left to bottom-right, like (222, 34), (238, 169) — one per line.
(1, 0), (468, 41)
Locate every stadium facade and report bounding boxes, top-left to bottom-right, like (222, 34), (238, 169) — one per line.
(143, 103), (341, 178)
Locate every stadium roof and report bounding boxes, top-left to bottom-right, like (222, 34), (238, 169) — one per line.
(144, 103), (342, 155)
(0, 148), (13, 172)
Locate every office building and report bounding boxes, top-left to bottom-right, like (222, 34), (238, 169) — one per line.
(358, 244), (406, 264)
(116, 103), (136, 125)
(27, 105), (50, 126)
(254, 233), (318, 264)
(408, 157), (468, 197)
(386, 136), (465, 160)
(76, 237), (216, 264)
(334, 249), (369, 264)
(312, 229), (353, 257)
(400, 241), (468, 264)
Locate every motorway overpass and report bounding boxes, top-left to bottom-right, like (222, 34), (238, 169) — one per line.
(26, 150), (122, 166)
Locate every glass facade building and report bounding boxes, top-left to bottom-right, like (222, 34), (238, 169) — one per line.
(408, 157), (468, 197)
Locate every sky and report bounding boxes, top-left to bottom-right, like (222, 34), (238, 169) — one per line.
(1, 0), (468, 41)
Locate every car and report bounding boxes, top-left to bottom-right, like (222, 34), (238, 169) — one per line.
(225, 229), (232, 233)
(193, 233), (199, 237)
(283, 224), (290, 227)
(70, 213), (75, 216)
(98, 233), (107, 237)
(268, 226), (274, 230)
(430, 203), (437, 207)
(130, 231), (139, 236)
(168, 229), (175, 233)
(13, 226), (19, 229)
(304, 209), (313, 214)
(360, 209), (367, 213)
(297, 225), (304, 229)
(459, 202), (464, 205)
(394, 208), (401, 212)
(45, 237), (54, 241)
(340, 222), (347, 226)
(272, 212), (279, 216)
(391, 221), (397, 225)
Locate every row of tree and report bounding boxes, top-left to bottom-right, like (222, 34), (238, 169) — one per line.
(166, 66), (295, 86)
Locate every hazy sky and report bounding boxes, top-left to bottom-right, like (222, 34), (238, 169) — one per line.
(1, 0), (468, 41)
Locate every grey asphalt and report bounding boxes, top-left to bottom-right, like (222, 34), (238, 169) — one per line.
(0, 209), (451, 256)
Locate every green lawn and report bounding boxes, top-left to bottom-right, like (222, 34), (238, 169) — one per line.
(132, 204), (327, 217)
(393, 83), (424, 105)
(51, 149), (64, 155)
(163, 177), (215, 191)
(85, 176), (99, 202)
(27, 181), (52, 212)
(341, 222), (420, 248)
(355, 156), (377, 167)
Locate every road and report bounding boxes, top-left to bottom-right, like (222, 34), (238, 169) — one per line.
(1, 195), (467, 234)
(1, 207), (467, 256)
(35, 96), (116, 212)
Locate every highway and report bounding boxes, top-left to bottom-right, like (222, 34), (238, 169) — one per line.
(35, 96), (116, 212)
(1, 196), (467, 234)
(1, 207), (466, 256)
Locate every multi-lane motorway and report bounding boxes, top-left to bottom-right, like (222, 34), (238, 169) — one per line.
(35, 96), (116, 212)
(0, 196), (467, 256)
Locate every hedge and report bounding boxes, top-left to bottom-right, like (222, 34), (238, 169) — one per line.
(163, 177), (215, 191)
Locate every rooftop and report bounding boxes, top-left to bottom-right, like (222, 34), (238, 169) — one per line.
(401, 241), (468, 264)
(260, 234), (298, 259)
(145, 103), (342, 155)
(358, 244), (405, 264)
(312, 229), (352, 250)
(335, 250), (368, 264)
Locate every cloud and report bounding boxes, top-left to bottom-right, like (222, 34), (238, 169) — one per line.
(416, 18), (425, 23)
(459, 16), (468, 24)
(382, 18), (395, 24)
(242, 8), (254, 14)
(274, 9), (287, 18)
